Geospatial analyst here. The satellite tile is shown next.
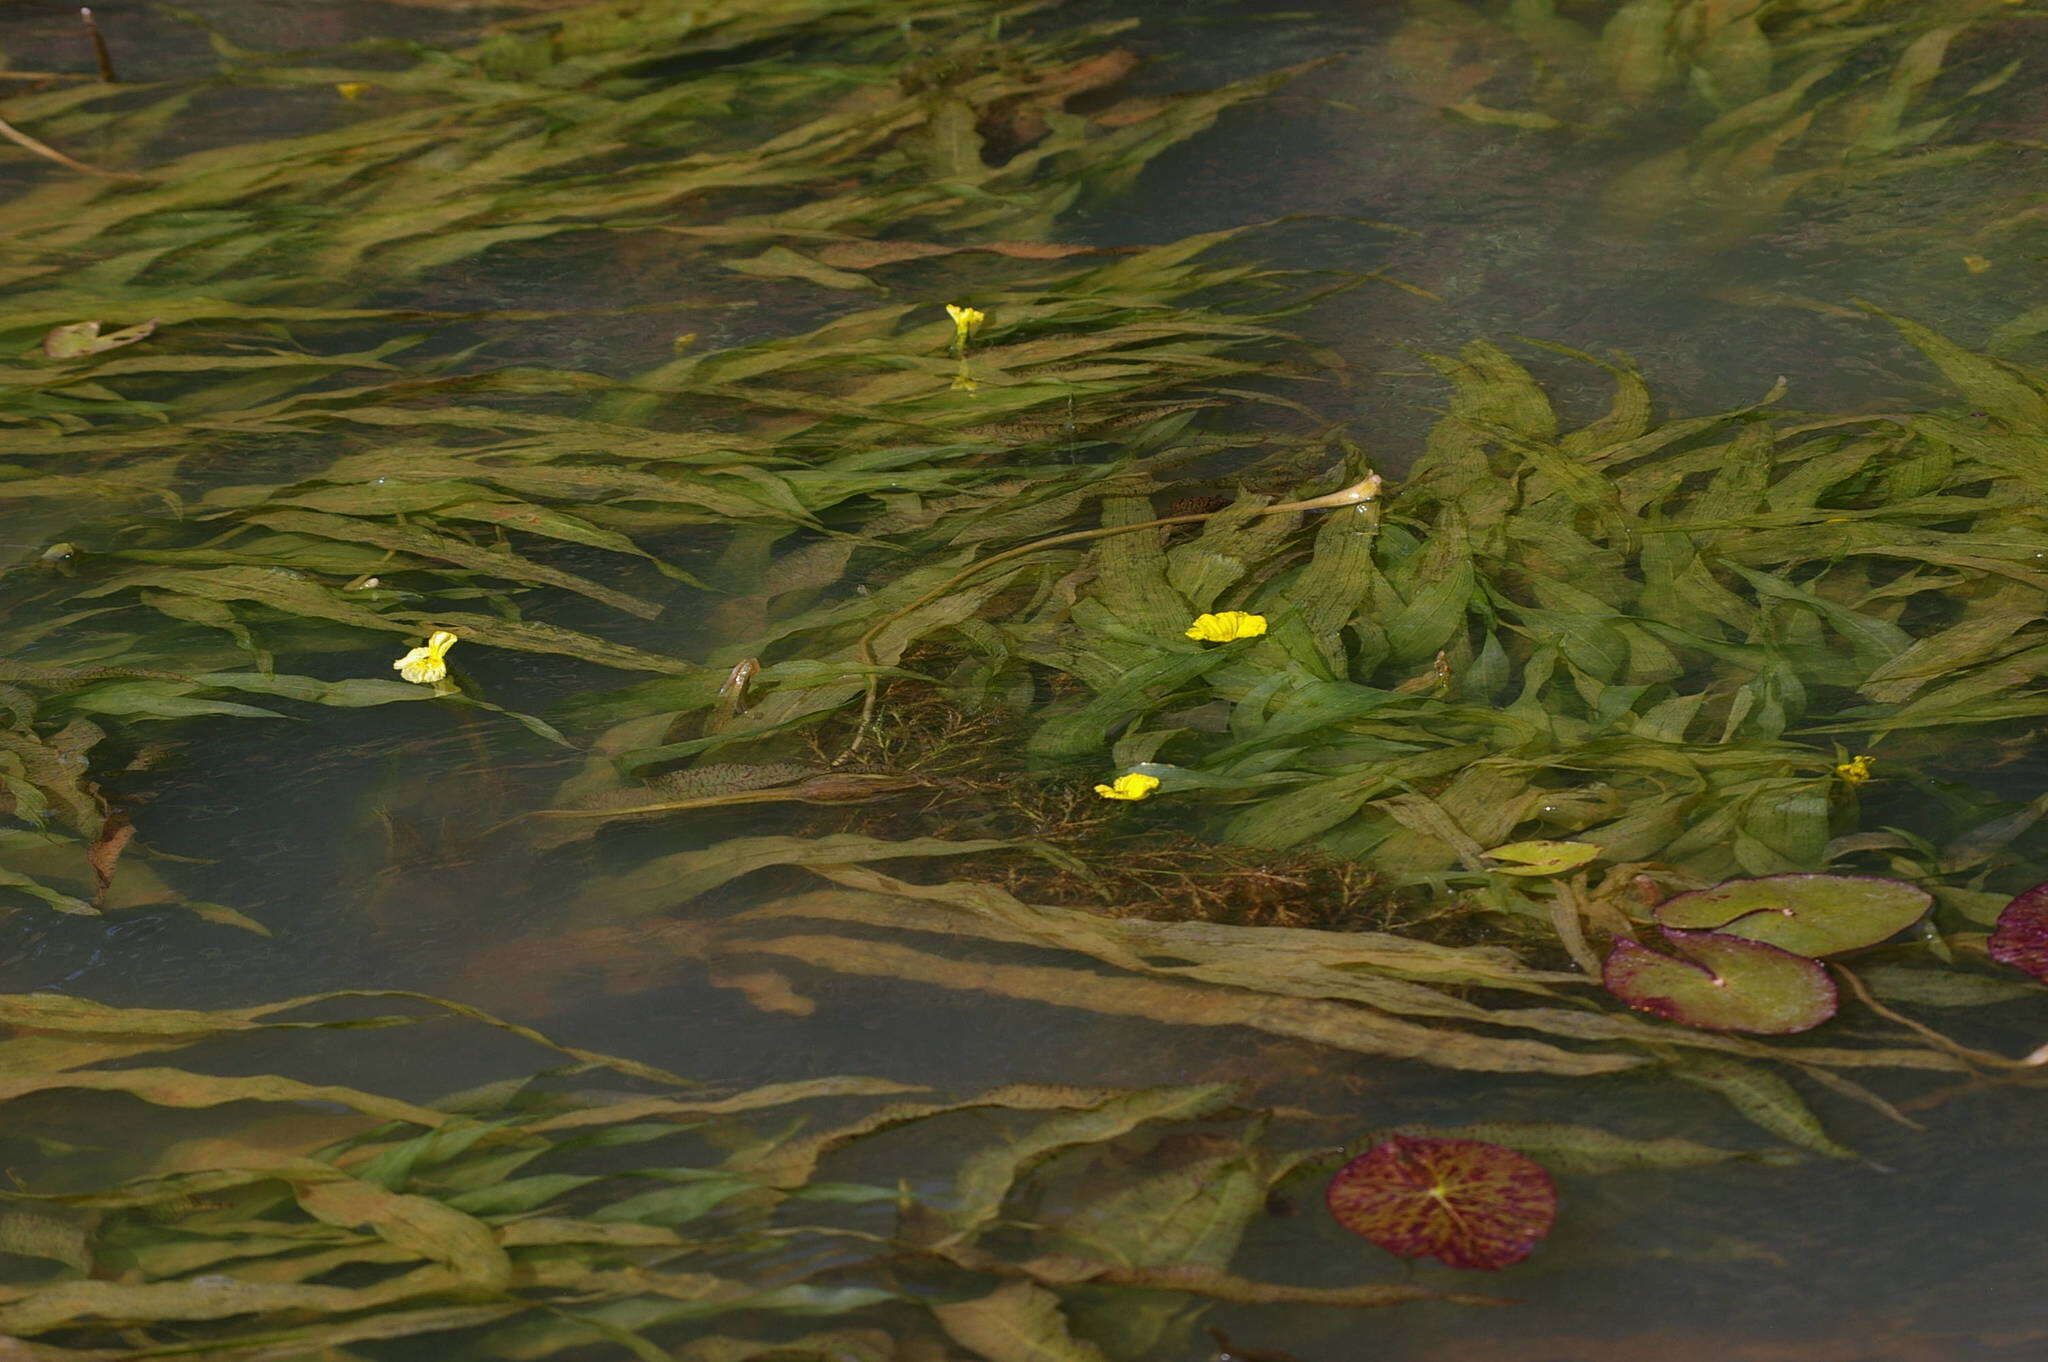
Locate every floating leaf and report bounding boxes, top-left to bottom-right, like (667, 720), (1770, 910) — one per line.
(1602, 931), (1837, 1034)
(1988, 882), (2048, 984)
(1325, 1135), (1558, 1270)
(1655, 874), (1932, 957)
(1481, 840), (1600, 876)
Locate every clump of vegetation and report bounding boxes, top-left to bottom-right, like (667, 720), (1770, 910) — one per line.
(1385, 0), (2027, 241)
(0, 989), (1532, 1360)
(538, 313), (2048, 1154)
(797, 681), (1415, 930)
(5, 0), (2048, 1349)
(0, 0), (1334, 924)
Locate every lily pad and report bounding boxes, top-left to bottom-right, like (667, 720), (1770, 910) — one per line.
(1602, 930), (1837, 1035)
(1989, 882), (2048, 984)
(1325, 1135), (1558, 1271)
(1655, 874), (1931, 957)
(1482, 840), (1600, 876)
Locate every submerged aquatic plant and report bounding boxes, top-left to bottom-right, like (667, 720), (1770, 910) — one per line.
(0, 2), (2045, 1319)
(0, 990), (1537, 1359)
(1386, 0), (2023, 208)
(0, 0), (1334, 923)
(532, 310), (2048, 1149)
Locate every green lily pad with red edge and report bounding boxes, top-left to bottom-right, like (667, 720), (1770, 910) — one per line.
(1602, 930), (1837, 1034)
(1989, 881), (2048, 984)
(1654, 874), (1931, 957)
(1325, 1135), (1558, 1271)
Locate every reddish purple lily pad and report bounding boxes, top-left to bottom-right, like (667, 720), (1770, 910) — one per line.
(1655, 874), (1931, 958)
(1989, 882), (2048, 984)
(1602, 930), (1837, 1034)
(1326, 1135), (1558, 1271)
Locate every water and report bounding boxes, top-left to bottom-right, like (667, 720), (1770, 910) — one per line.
(3, 0), (2047, 1358)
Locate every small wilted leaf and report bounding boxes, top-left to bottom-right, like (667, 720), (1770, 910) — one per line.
(1482, 840), (1600, 876)
(1988, 882), (2048, 984)
(1602, 931), (1836, 1034)
(1326, 1135), (1558, 1270)
(1445, 100), (1562, 130)
(1655, 874), (1931, 956)
(86, 811), (133, 908)
(41, 319), (158, 359)
(931, 1282), (1109, 1362)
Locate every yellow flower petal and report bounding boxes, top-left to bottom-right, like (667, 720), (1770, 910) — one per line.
(1184, 611), (1268, 643)
(336, 82), (370, 100)
(1835, 754), (1876, 785)
(393, 630), (458, 685)
(395, 651), (442, 684)
(944, 304), (986, 351)
(1093, 773), (1160, 802)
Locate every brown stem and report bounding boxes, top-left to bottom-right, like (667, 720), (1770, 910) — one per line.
(1832, 962), (2034, 1072)
(81, 8), (118, 83)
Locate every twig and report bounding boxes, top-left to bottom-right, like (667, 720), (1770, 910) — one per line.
(0, 113), (131, 178)
(839, 472), (1384, 761)
(80, 8), (118, 83)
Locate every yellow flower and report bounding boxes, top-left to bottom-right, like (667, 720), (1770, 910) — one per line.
(1185, 611), (1268, 643)
(1835, 754), (1876, 785)
(336, 82), (371, 100)
(945, 303), (986, 352)
(1093, 773), (1160, 802)
(393, 630), (458, 685)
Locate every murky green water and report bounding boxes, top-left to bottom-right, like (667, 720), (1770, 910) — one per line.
(5, 0), (2048, 1358)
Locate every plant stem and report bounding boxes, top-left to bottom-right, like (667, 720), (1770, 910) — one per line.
(81, 8), (118, 83)
(0, 113), (131, 178)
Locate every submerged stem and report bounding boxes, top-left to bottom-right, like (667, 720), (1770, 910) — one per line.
(81, 7), (118, 83)
(0, 113), (133, 178)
